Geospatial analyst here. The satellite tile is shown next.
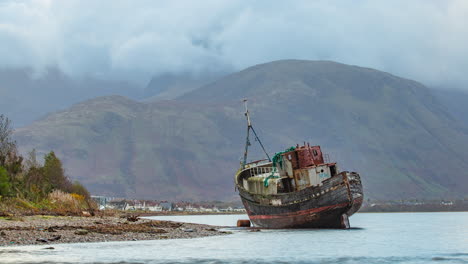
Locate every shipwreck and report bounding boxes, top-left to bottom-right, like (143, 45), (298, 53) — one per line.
(235, 100), (363, 228)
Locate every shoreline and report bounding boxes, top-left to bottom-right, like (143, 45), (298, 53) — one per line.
(2, 211), (466, 247)
(136, 211), (246, 217)
(0, 215), (231, 247)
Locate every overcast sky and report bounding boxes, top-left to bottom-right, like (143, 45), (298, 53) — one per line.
(0, 0), (467, 88)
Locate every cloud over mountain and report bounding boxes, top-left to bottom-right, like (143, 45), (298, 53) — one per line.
(0, 0), (467, 87)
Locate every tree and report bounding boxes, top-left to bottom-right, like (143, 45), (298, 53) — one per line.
(43, 151), (70, 192)
(0, 166), (11, 197)
(23, 166), (47, 200)
(22, 149), (45, 200)
(0, 115), (21, 197)
(0, 114), (16, 167)
(24, 149), (39, 170)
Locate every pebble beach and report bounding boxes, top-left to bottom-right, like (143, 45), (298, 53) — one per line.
(0, 215), (230, 247)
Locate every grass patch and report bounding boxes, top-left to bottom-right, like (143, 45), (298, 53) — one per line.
(0, 216), (24, 221)
(0, 192), (97, 216)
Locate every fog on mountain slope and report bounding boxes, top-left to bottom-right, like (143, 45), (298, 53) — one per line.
(0, 68), (226, 127)
(143, 72), (226, 101)
(0, 68), (143, 126)
(13, 60), (468, 201)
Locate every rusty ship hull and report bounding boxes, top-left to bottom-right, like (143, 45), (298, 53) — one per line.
(237, 171), (363, 228)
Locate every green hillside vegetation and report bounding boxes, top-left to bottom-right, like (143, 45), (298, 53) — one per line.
(14, 60), (468, 201)
(0, 115), (94, 215)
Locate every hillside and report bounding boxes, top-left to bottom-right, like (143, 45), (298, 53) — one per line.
(14, 96), (244, 200)
(432, 89), (468, 127)
(14, 60), (468, 200)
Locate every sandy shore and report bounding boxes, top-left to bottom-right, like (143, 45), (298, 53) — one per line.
(0, 215), (230, 247)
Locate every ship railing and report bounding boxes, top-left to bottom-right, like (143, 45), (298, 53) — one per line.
(249, 166), (276, 177)
(323, 154), (330, 163)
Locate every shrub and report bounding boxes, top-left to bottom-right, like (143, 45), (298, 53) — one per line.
(70, 181), (90, 199)
(48, 190), (85, 214)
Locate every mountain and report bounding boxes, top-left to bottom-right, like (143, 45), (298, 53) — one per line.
(179, 60), (468, 199)
(14, 60), (468, 200)
(0, 68), (143, 127)
(431, 88), (468, 127)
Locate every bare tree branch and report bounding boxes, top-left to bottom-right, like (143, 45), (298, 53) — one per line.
(0, 114), (17, 166)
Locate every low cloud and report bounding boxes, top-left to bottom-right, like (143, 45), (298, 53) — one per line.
(0, 0), (467, 88)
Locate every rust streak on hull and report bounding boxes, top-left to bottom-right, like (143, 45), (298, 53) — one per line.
(248, 202), (349, 220)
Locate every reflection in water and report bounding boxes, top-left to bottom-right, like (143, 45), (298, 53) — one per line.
(0, 213), (467, 264)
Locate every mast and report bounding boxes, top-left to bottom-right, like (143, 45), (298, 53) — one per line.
(242, 99), (251, 168)
(242, 99), (271, 168)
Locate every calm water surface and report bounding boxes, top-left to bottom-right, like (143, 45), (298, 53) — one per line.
(0, 212), (467, 264)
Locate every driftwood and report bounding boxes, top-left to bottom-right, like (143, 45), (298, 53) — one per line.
(36, 235), (61, 243)
(126, 214), (140, 222)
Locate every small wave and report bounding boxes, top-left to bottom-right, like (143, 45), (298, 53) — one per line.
(433, 257), (452, 261)
(91, 262), (145, 264)
(0, 249), (23, 254)
(432, 255), (468, 263)
(92, 262), (145, 264)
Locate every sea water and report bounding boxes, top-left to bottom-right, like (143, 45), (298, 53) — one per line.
(0, 212), (467, 264)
